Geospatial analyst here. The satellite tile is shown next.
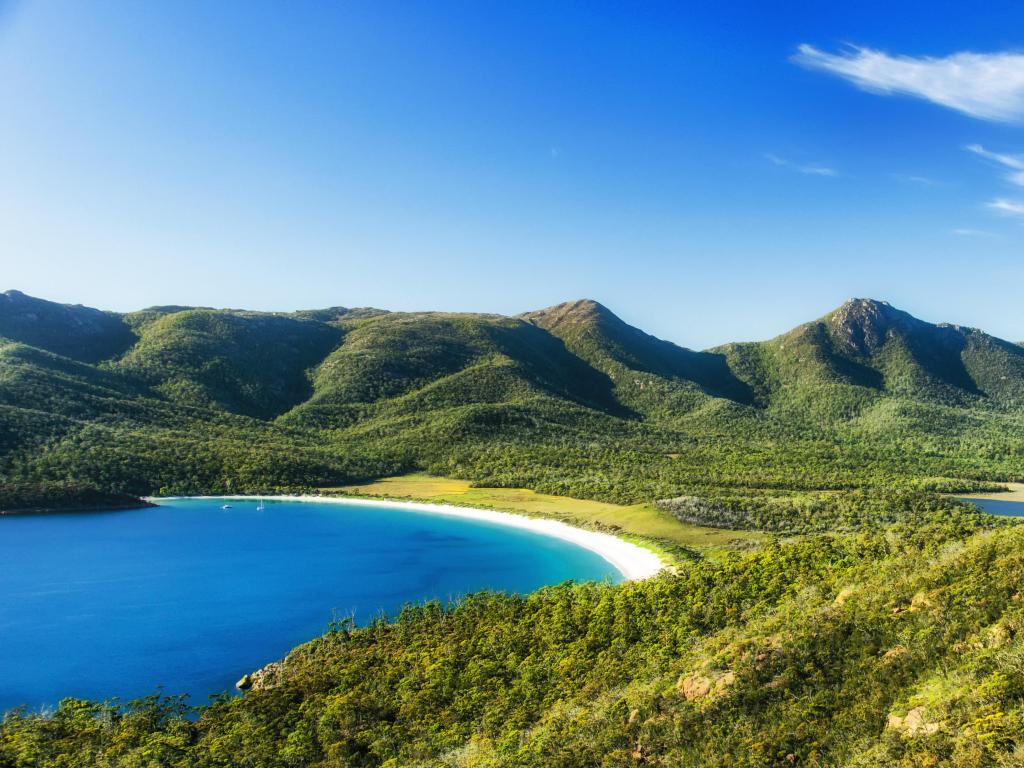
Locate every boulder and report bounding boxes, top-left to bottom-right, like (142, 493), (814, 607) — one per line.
(235, 661), (284, 691)
(886, 706), (942, 736)
(678, 670), (735, 701)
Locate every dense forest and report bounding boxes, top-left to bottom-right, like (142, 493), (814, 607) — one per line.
(2, 290), (1022, 508)
(2, 289), (1024, 765)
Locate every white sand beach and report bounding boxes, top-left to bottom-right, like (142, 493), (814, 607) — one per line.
(153, 494), (667, 581)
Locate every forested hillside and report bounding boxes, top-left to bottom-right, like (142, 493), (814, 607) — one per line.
(3, 290), (1024, 766)
(1, 290), (1021, 509)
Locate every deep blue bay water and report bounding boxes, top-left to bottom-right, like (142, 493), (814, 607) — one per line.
(0, 497), (619, 712)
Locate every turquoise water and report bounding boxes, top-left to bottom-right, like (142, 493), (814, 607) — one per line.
(0, 497), (619, 712)
(962, 497), (1024, 517)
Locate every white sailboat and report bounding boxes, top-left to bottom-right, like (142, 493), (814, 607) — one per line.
(256, 497), (265, 511)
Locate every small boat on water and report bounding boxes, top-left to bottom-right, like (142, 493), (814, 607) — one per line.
(221, 504), (232, 510)
(256, 498), (265, 511)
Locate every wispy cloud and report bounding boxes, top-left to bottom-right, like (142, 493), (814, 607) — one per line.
(891, 173), (946, 187)
(952, 227), (998, 238)
(764, 153), (837, 177)
(986, 198), (1024, 217)
(793, 44), (1024, 123)
(966, 144), (1024, 185)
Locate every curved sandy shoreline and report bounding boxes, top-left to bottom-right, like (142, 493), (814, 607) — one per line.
(150, 494), (666, 581)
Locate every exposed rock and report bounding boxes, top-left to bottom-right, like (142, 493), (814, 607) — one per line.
(678, 670), (735, 701)
(826, 298), (919, 357)
(236, 661), (284, 691)
(886, 706), (942, 736)
(679, 674), (712, 700)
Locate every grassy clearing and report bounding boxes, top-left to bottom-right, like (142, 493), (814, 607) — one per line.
(325, 473), (765, 553)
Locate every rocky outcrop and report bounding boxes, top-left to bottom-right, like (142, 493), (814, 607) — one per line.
(886, 706), (942, 737)
(678, 670), (736, 702)
(236, 661), (284, 691)
(826, 298), (920, 357)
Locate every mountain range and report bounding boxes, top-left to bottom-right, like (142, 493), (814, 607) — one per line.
(1, 289), (1022, 508)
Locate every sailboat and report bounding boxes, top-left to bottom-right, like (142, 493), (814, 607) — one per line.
(256, 497), (265, 511)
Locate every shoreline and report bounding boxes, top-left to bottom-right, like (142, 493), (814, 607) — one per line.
(0, 500), (156, 517)
(150, 494), (667, 581)
(956, 482), (1024, 503)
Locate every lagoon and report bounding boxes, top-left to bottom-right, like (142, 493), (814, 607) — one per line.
(0, 497), (620, 712)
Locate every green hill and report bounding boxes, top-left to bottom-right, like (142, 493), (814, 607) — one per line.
(0, 290), (136, 363)
(283, 311), (622, 428)
(114, 309), (342, 419)
(3, 290), (1024, 766)
(521, 299), (755, 417)
(1, 290), (1023, 504)
(740, 298), (1024, 412)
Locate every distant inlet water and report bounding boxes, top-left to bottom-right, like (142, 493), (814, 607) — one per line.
(0, 497), (619, 712)
(962, 497), (1024, 517)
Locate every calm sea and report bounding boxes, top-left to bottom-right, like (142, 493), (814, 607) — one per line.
(0, 497), (618, 712)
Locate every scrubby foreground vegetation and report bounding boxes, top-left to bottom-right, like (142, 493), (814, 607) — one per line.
(2, 290), (1024, 765)
(3, 520), (1024, 767)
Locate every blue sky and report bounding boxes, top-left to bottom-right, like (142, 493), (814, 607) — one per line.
(3, 1), (1024, 348)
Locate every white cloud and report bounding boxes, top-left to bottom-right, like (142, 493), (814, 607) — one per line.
(891, 173), (945, 187)
(793, 44), (1024, 123)
(764, 153), (837, 177)
(951, 227), (997, 237)
(966, 144), (1024, 185)
(986, 198), (1024, 217)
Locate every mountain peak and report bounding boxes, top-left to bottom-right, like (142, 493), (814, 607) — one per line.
(833, 297), (904, 318)
(825, 298), (922, 355)
(518, 299), (619, 329)
(567, 298), (611, 313)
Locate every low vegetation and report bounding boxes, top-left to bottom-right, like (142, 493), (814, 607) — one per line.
(3, 523), (1024, 766)
(656, 488), (983, 534)
(335, 473), (765, 552)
